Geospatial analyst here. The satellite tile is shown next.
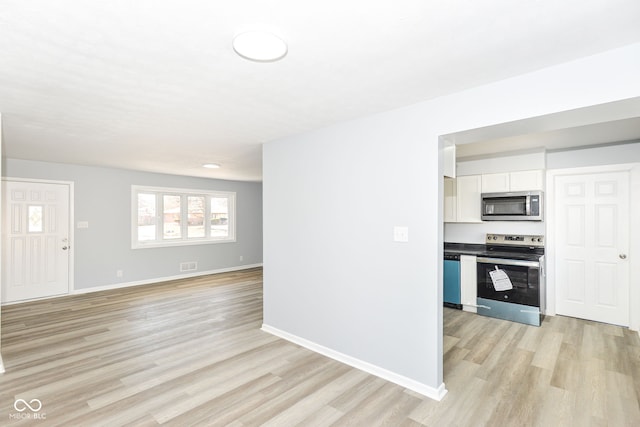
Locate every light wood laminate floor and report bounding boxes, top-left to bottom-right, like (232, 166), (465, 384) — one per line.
(1, 268), (639, 426)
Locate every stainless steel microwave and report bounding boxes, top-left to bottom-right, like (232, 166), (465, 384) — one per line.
(481, 191), (543, 221)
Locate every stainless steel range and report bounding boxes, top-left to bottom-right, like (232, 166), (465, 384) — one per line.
(476, 234), (545, 326)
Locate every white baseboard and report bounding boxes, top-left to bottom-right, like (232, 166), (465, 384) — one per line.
(0, 354), (5, 374)
(73, 263), (263, 295)
(261, 324), (447, 402)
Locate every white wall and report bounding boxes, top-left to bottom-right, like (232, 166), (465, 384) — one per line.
(457, 151), (546, 175)
(262, 42), (640, 398)
(547, 140), (640, 169)
(2, 159), (263, 292)
(445, 222), (545, 245)
(264, 107), (444, 396)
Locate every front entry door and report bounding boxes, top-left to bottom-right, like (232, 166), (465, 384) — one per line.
(2, 180), (71, 302)
(554, 171), (629, 326)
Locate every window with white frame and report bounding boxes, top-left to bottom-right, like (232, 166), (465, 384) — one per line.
(132, 185), (236, 248)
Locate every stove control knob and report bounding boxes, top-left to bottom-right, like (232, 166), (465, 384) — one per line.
(538, 238), (543, 242)
(493, 236), (498, 240)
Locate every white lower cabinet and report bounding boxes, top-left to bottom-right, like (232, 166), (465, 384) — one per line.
(460, 255), (477, 313)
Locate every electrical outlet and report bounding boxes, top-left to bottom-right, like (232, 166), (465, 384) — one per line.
(239, 255), (244, 261)
(116, 270), (123, 278)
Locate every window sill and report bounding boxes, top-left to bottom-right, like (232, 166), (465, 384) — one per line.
(132, 238), (236, 249)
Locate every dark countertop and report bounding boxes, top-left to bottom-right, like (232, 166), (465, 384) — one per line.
(444, 242), (487, 256)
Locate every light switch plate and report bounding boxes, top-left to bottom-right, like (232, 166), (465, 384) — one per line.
(77, 221), (89, 229)
(393, 226), (409, 242)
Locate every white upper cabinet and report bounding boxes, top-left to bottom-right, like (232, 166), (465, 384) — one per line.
(510, 170), (544, 191)
(455, 175), (483, 223)
(481, 173), (510, 193)
(444, 177), (457, 222)
(444, 175), (482, 223)
(445, 171), (542, 223)
(443, 145), (456, 178)
(481, 170), (544, 193)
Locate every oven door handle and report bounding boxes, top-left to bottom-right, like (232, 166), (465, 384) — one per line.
(476, 257), (540, 268)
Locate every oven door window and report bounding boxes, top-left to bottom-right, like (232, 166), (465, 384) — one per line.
(477, 261), (540, 306)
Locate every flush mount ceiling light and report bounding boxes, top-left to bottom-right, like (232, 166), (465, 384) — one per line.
(233, 31), (287, 62)
(202, 163), (221, 169)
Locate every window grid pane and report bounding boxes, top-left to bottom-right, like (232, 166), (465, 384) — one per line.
(210, 197), (229, 237)
(188, 196), (205, 238)
(163, 195), (182, 239)
(137, 193), (156, 241)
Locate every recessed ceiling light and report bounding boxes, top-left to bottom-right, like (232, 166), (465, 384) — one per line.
(202, 163), (221, 169)
(233, 31), (287, 62)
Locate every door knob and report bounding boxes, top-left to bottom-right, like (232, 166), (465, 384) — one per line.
(619, 254), (627, 259)
(62, 246), (69, 250)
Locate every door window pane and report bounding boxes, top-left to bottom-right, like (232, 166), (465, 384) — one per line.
(187, 196), (205, 238)
(28, 205), (44, 233)
(210, 197), (229, 237)
(137, 193), (156, 241)
(163, 195), (182, 239)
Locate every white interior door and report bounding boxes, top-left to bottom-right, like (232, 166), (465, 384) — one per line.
(554, 171), (629, 326)
(2, 180), (71, 303)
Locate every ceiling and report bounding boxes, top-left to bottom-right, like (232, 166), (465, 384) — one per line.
(1, 1), (640, 181)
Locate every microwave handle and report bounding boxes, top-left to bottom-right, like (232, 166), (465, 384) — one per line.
(477, 257), (540, 268)
(526, 196), (531, 216)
